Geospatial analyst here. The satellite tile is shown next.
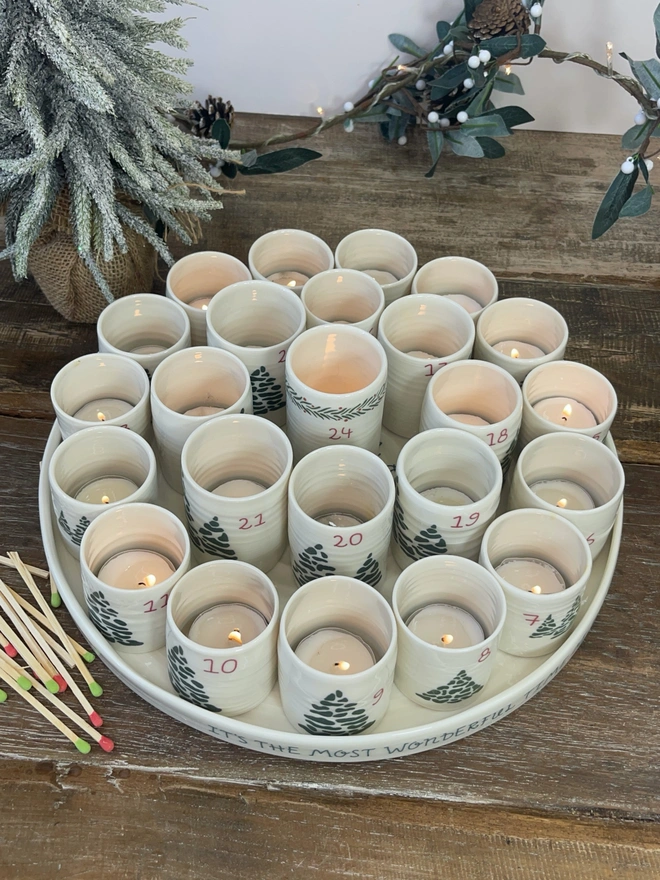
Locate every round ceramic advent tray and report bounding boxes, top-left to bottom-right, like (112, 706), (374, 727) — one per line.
(38, 423), (622, 763)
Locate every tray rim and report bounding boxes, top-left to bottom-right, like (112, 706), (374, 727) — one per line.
(38, 422), (623, 762)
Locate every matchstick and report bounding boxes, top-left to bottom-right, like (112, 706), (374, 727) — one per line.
(0, 612), (59, 693)
(5, 585), (94, 662)
(0, 555), (48, 579)
(0, 634), (17, 658)
(0, 584), (63, 687)
(0, 653), (35, 690)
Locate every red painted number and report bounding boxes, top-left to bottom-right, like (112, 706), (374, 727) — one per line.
(586, 533), (595, 545)
(278, 349), (286, 363)
(238, 513), (266, 530)
(425, 361), (447, 377)
(523, 613), (540, 627)
(143, 593), (168, 613)
(593, 433), (601, 441)
(203, 658), (238, 675)
(329, 427), (353, 440)
(486, 428), (509, 446)
(372, 688), (384, 705)
(450, 512), (480, 529)
(333, 533), (363, 548)
(477, 647), (491, 663)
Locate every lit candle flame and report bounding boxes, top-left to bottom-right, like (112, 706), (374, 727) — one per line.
(228, 629), (243, 645)
(138, 574), (158, 588)
(201, 304), (208, 311)
(101, 495), (110, 504)
(334, 660), (351, 671)
(530, 585), (542, 594)
(511, 348), (520, 359)
(561, 403), (572, 422)
(556, 498), (568, 509)
(287, 280), (296, 288)
(505, 64), (512, 76)
(97, 412), (106, 422)
(441, 634), (454, 645)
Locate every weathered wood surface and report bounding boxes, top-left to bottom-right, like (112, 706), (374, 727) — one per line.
(0, 121), (659, 877)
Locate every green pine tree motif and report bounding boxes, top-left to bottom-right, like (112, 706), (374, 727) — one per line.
(393, 498), (447, 562)
(500, 444), (515, 479)
(299, 689), (375, 736)
(354, 553), (382, 588)
(58, 510), (91, 547)
(184, 497), (237, 560)
(167, 645), (221, 713)
(250, 366), (285, 415)
(530, 596), (582, 640)
(529, 614), (557, 638)
(86, 591), (143, 647)
(292, 544), (336, 586)
(416, 670), (484, 705)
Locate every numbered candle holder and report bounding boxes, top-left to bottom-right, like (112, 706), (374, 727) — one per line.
(288, 445), (395, 588)
(412, 256), (498, 322)
(97, 293), (191, 376)
(277, 576), (397, 736)
(521, 360), (618, 447)
(474, 297), (569, 383)
(420, 359), (522, 475)
(480, 508), (592, 658)
(393, 428), (502, 568)
(80, 503), (191, 653)
(334, 228), (418, 306)
(165, 250), (251, 346)
(165, 560), (279, 716)
(181, 414), (293, 572)
(509, 433), (625, 559)
(151, 347), (253, 492)
(378, 294), (475, 438)
(206, 280), (306, 427)
(51, 352), (151, 440)
(49, 425), (158, 559)
(301, 268), (385, 334)
(285, 324), (388, 461)
(248, 229), (334, 295)
(392, 555), (506, 710)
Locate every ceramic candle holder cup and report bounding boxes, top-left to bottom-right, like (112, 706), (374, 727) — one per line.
(97, 293), (191, 377)
(412, 256), (498, 322)
(393, 428), (502, 568)
(334, 229), (418, 306)
(509, 433), (625, 559)
(206, 280), (306, 427)
(288, 446), (395, 588)
(392, 556), (506, 710)
(301, 269), (385, 334)
(285, 324), (388, 461)
(521, 360), (618, 447)
(165, 560), (279, 716)
(51, 353), (151, 440)
(49, 426), (158, 559)
(278, 576), (397, 735)
(248, 229), (334, 295)
(480, 509), (592, 658)
(474, 297), (569, 383)
(151, 347), (253, 492)
(181, 414), (293, 571)
(420, 360), (523, 475)
(79, 503), (191, 654)
(378, 294), (475, 438)
(165, 251), (251, 345)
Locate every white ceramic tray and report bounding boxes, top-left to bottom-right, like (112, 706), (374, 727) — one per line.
(38, 423), (622, 762)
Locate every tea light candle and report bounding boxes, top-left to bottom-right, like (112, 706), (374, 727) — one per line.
(448, 412), (490, 426)
(182, 405), (225, 417)
(75, 476), (139, 505)
(267, 271), (310, 288)
(211, 478), (268, 497)
(97, 549), (176, 590)
(420, 486), (474, 506)
(73, 397), (133, 422)
(314, 511), (364, 528)
(406, 603), (485, 648)
(529, 479), (596, 511)
(188, 603), (269, 648)
(492, 340), (546, 359)
(361, 269), (399, 285)
(495, 556), (566, 594)
(131, 343), (167, 354)
(532, 397), (597, 429)
(443, 293), (481, 315)
(295, 628), (376, 675)
(188, 295), (213, 311)
(407, 350), (437, 359)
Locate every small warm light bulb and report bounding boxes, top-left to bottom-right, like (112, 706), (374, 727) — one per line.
(97, 412), (106, 422)
(561, 403), (572, 422)
(556, 498), (568, 509)
(287, 280), (296, 288)
(101, 495), (110, 504)
(530, 585), (542, 594)
(228, 629), (243, 645)
(511, 348), (520, 359)
(335, 660), (351, 671)
(316, 106), (324, 116)
(441, 633), (454, 645)
(606, 42), (614, 74)
(505, 64), (512, 76)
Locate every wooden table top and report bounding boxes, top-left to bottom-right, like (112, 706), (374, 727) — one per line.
(0, 116), (659, 879)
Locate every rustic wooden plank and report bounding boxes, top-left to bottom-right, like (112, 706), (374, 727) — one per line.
(0, 760), (659, 880)
(0, 414), (657, 820)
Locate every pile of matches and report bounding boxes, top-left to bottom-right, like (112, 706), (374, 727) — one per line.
(0, 552), (113, 754)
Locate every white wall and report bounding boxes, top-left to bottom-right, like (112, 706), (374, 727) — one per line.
(178, 0), (657, 134)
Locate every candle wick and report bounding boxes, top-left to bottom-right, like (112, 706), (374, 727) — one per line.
(334, 660), (351, 671)
(101, 495), (110, 504)
(228, 629), (242, 645)
(441, 634), (454, 645)
(529, 585), (542, 594)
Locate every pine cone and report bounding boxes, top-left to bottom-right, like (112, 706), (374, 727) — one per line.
(188, 95), (235, 138)
(468, 0), (530, 40)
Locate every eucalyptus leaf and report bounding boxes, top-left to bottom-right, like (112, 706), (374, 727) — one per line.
(621, 122), (650, 150)
(483, 105), (534, 130)
(425, 158), (442, 178)
(462, 113), (511, 138)
(447, 131), (484, 158)
(221, 161), (237, 179)
(493, 72), (525, 94)
(355, 113), (391, 123)
(621, 53), (660, 98)
(430, 62), (469, 92)
(388, 33), (425, 57)
(427, 130), (444, 164)
(620, 185), (653, 217)
(592, 168), (639, 239)
(478, 34), (546, 59)
(241, 149), (257, 167)
(436, 21), (451, 41)
(238, 148), (321, 176)
(655, 1), (660, 38)
(210, 118), (231, 149)
(640, 157), (650, 183)
(467, 80), (495, 117)
(476, 136), (506, 158)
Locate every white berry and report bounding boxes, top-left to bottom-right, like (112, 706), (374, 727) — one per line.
(621, 158), (635, 175)
(397, 135), (408, 146)
(443, 41), (454, 56)
(416, 79), (426, 90)
(634, 110), (646, 126)
(468, 55), (481, 70)
(428, 111), (440, 124)
(439, 117), (450, 128)
(478, 49), (492, 64)
(343, 101), (354, 112)
(657, 97), (660, 108)
(368, 79), (376, 89)
(209, 164), (222, 179)
(463, 78), (475, 90)
(530, 3), (543, 17)
(457, 111), (469, 123)
(645, 158), (654, 171)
